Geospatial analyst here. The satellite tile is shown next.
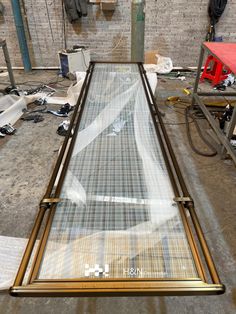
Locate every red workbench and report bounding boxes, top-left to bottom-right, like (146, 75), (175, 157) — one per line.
(204, 42), (236, 74)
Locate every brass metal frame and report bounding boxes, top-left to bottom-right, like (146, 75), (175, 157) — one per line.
(10, 62), (225, 297)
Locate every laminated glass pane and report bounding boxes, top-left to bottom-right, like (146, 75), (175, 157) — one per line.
(38, 64), (197, 280)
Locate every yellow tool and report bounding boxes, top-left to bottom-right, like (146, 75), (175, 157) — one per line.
(183, 88), (191, 95)
(167, 96), (180, 102)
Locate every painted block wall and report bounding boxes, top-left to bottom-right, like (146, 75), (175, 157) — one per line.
(0, 0), (235, 68)
(0, 0), (131, 68)
(145, 0), (236, 67)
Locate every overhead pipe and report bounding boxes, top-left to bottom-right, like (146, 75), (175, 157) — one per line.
(10, 0), (32, 72)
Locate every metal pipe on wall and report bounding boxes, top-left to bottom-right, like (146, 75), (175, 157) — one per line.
(131, 0), (145, 62)
(10, 0), (32, 72)
(0, 39), (16, 88)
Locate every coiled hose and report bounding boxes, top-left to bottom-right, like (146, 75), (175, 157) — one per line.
(185, 106), (217, 157)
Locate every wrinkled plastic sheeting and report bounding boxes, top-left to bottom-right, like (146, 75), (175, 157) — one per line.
(0, 236), (27, 290)
(71, 73), (157, 156)
(61, 69), (174, 226)
(0, 95), (30, 128)
(46, 72), (86, 106)
(47, 71), (156, 107)
(54, 71), (157, 187)
(146, 72), (157, 94)
(144, 54), (173, 74)
(66, 77), (175, 227)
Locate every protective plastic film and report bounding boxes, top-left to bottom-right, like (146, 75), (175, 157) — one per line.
(38, 64), (197, 280)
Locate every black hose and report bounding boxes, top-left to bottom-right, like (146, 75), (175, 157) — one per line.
(185, 106), (217, 157)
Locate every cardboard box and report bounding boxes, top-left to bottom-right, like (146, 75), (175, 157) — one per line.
(100, 0), (117, 11)
(144, 50), (159, 64)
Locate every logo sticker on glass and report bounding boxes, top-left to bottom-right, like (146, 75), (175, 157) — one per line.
(84, 264), (109, 277)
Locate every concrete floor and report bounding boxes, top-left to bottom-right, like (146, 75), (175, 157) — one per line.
(0, 70), (236, 314)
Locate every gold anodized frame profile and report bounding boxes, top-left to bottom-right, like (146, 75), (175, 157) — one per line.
(10, 62), (225, 297)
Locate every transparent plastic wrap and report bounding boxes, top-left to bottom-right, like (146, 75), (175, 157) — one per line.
(144, 54), (173, 74)
(46, 72), (86, 106)
(38, 64), (197, 280)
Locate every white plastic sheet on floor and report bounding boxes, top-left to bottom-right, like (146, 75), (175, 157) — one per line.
(0, 236), (28, 291)
(0, 95), (30, 128)
(45, 72), (86, 106)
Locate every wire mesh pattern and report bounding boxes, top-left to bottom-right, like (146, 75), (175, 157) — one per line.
(38, 64), (198, 280)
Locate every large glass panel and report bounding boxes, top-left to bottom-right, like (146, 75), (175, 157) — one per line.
(38, 64), (197, 279)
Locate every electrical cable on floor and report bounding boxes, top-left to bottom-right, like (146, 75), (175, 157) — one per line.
(27, 76), (66, 85)
(21, 104), (48, 123)
(23, 104), (48, 113)
(164, 99), (190, 118)
(185, 106), (217, 157)
(0, 76), (68, 94)
(161, 100), (195, 125)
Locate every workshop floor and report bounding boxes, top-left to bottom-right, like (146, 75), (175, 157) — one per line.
(0, 70), (236, 314)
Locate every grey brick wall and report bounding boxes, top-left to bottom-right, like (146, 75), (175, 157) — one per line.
(144, 0), (236, 67)
(0, 0), (130, 67)
(0, 0), (235, 68)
